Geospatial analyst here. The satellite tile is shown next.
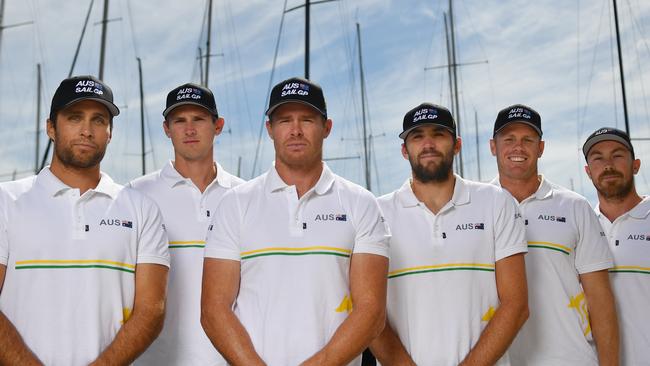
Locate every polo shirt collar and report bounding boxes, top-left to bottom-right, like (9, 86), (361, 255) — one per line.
(37, 167), (120, 199)
(628, 197), (650, 218)
(397, 174), (470, 208)
(265, 162), (335, 195)
(597, 196), (650, 220)
(491, 174), (553, 201)
(161, 160), (233, 189)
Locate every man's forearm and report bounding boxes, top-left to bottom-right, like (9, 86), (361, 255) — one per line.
(581, 271), (619, 366)
(201, 305), (265, 366)
(302, 254), (388, 365)
(370, 321), (416, 366)
(460, 301), (528, 366)
(90, 302), (165, 365)
(301, 303), (385, 365)
(0, 311), (42, 365)
(461, 254), (528, 366)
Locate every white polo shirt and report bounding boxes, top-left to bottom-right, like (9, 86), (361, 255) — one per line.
(378, 176), (527, 366)
(205, 163), (389, 366)
(0, 168), (169, 366)
(129, 161), (244, 366)
(597, 197), (650, 366)
(493, 176), (613, 366)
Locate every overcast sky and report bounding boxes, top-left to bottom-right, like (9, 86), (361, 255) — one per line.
(1, 0), (649, 204)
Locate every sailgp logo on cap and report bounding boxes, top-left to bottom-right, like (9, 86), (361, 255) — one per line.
(507, 107), (532, 120)
(594, 128), (610, 136)
(75, 80), (104, 95)
(413, 108), (438, 123)
(281, 82), (310, 97)
(176, 87), (203, 101)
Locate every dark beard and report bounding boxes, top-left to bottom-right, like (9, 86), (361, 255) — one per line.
(409, 150), (454, 183)
(54, 140), (105, 169)
(596, 172), (634, 200)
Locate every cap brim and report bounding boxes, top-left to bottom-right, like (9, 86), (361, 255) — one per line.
(399, 123), (455, 140)
(493, 120), (542, 137)
(162, 102), (217, 117)
(582, 135), (633, 157)
(62, 97), (120, 117)
(265, 100), (326, 118)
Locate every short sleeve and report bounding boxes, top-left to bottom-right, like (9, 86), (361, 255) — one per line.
(0, 190), (8, 265)
(136, 194), (170, 267)
(205, 189), (242, 261)
(0, 219), (7, 266)
(351, 190), (390, 257)
(494, 190), (528, 261)
(574, 199), (613, 274)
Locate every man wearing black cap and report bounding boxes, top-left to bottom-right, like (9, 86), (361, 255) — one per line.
(129, 83), (244, 365)
(370, 103), (528, 365)
(0, 75), (170, 365)
(490, 105), (618, 366)
(584, 127), (649, 366)
(201, 77), (389, 365)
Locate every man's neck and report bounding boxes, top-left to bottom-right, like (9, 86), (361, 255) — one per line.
(275, 159), (323, 198)
(598, 190), (643, 223)
(173, 156), (217, 193)
(411, 173), (456, 214)
(499, 174), (541, 203)
(49, 159), (101, 195)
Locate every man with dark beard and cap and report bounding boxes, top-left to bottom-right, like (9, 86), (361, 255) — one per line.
(0, 76), (169, 365)
(370, 103), (529, 365)
(584, 127), (650, 366)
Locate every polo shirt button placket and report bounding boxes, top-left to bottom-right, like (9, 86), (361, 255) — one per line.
(288, 186), (303, 237)
(72, 191), (87, 240)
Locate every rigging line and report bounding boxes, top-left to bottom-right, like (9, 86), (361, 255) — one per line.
(576, 0), (580, 139)
(224, 0), (255, 149)
(625, 0), (650, 57)
(579, 0), (608, 134)
(28, 0), (48, 95)
(458, 0), (495, 110)
(371, 135), (381, 194)
(624, 0), (650, 132)
(124, 0), (139, 57)
(193, 0), (209, 82)
(338, 2), (359, 177)
(251, 0), (288, 178)
(576, 0), (586, 197)
(607, 0), (620, 128)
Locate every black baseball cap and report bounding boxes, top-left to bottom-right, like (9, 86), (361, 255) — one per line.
(49, 75), (120, 121)
(266, 77), (327, 119)
(163, 83), (218, 118)
(400, 103), (456, 139)
(582, 127), (635, 158)
(493, 104), (542, 137)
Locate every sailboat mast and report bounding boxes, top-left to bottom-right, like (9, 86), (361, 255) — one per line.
(205, 0), (212, 86)
(98, 0), (109, 80)
(612, 0), (630, 135)
(475, 109), (481, 181)
(449, 0), (463, 176)
(305, 0), (310, 79)
(0, 0), (5, 56)
(35, 63), (41, 174)
(137, 57), (146, 175)
(356, 22), (370, 191)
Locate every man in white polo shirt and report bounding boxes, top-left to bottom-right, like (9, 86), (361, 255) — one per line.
(201, 77), (390, 366)
(489, 105), (618, 365)
(584, 127), (649, 365)
(370, 103), (528, 365)
(129, 83), (244, 365)
(0, 75), (169, 365)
